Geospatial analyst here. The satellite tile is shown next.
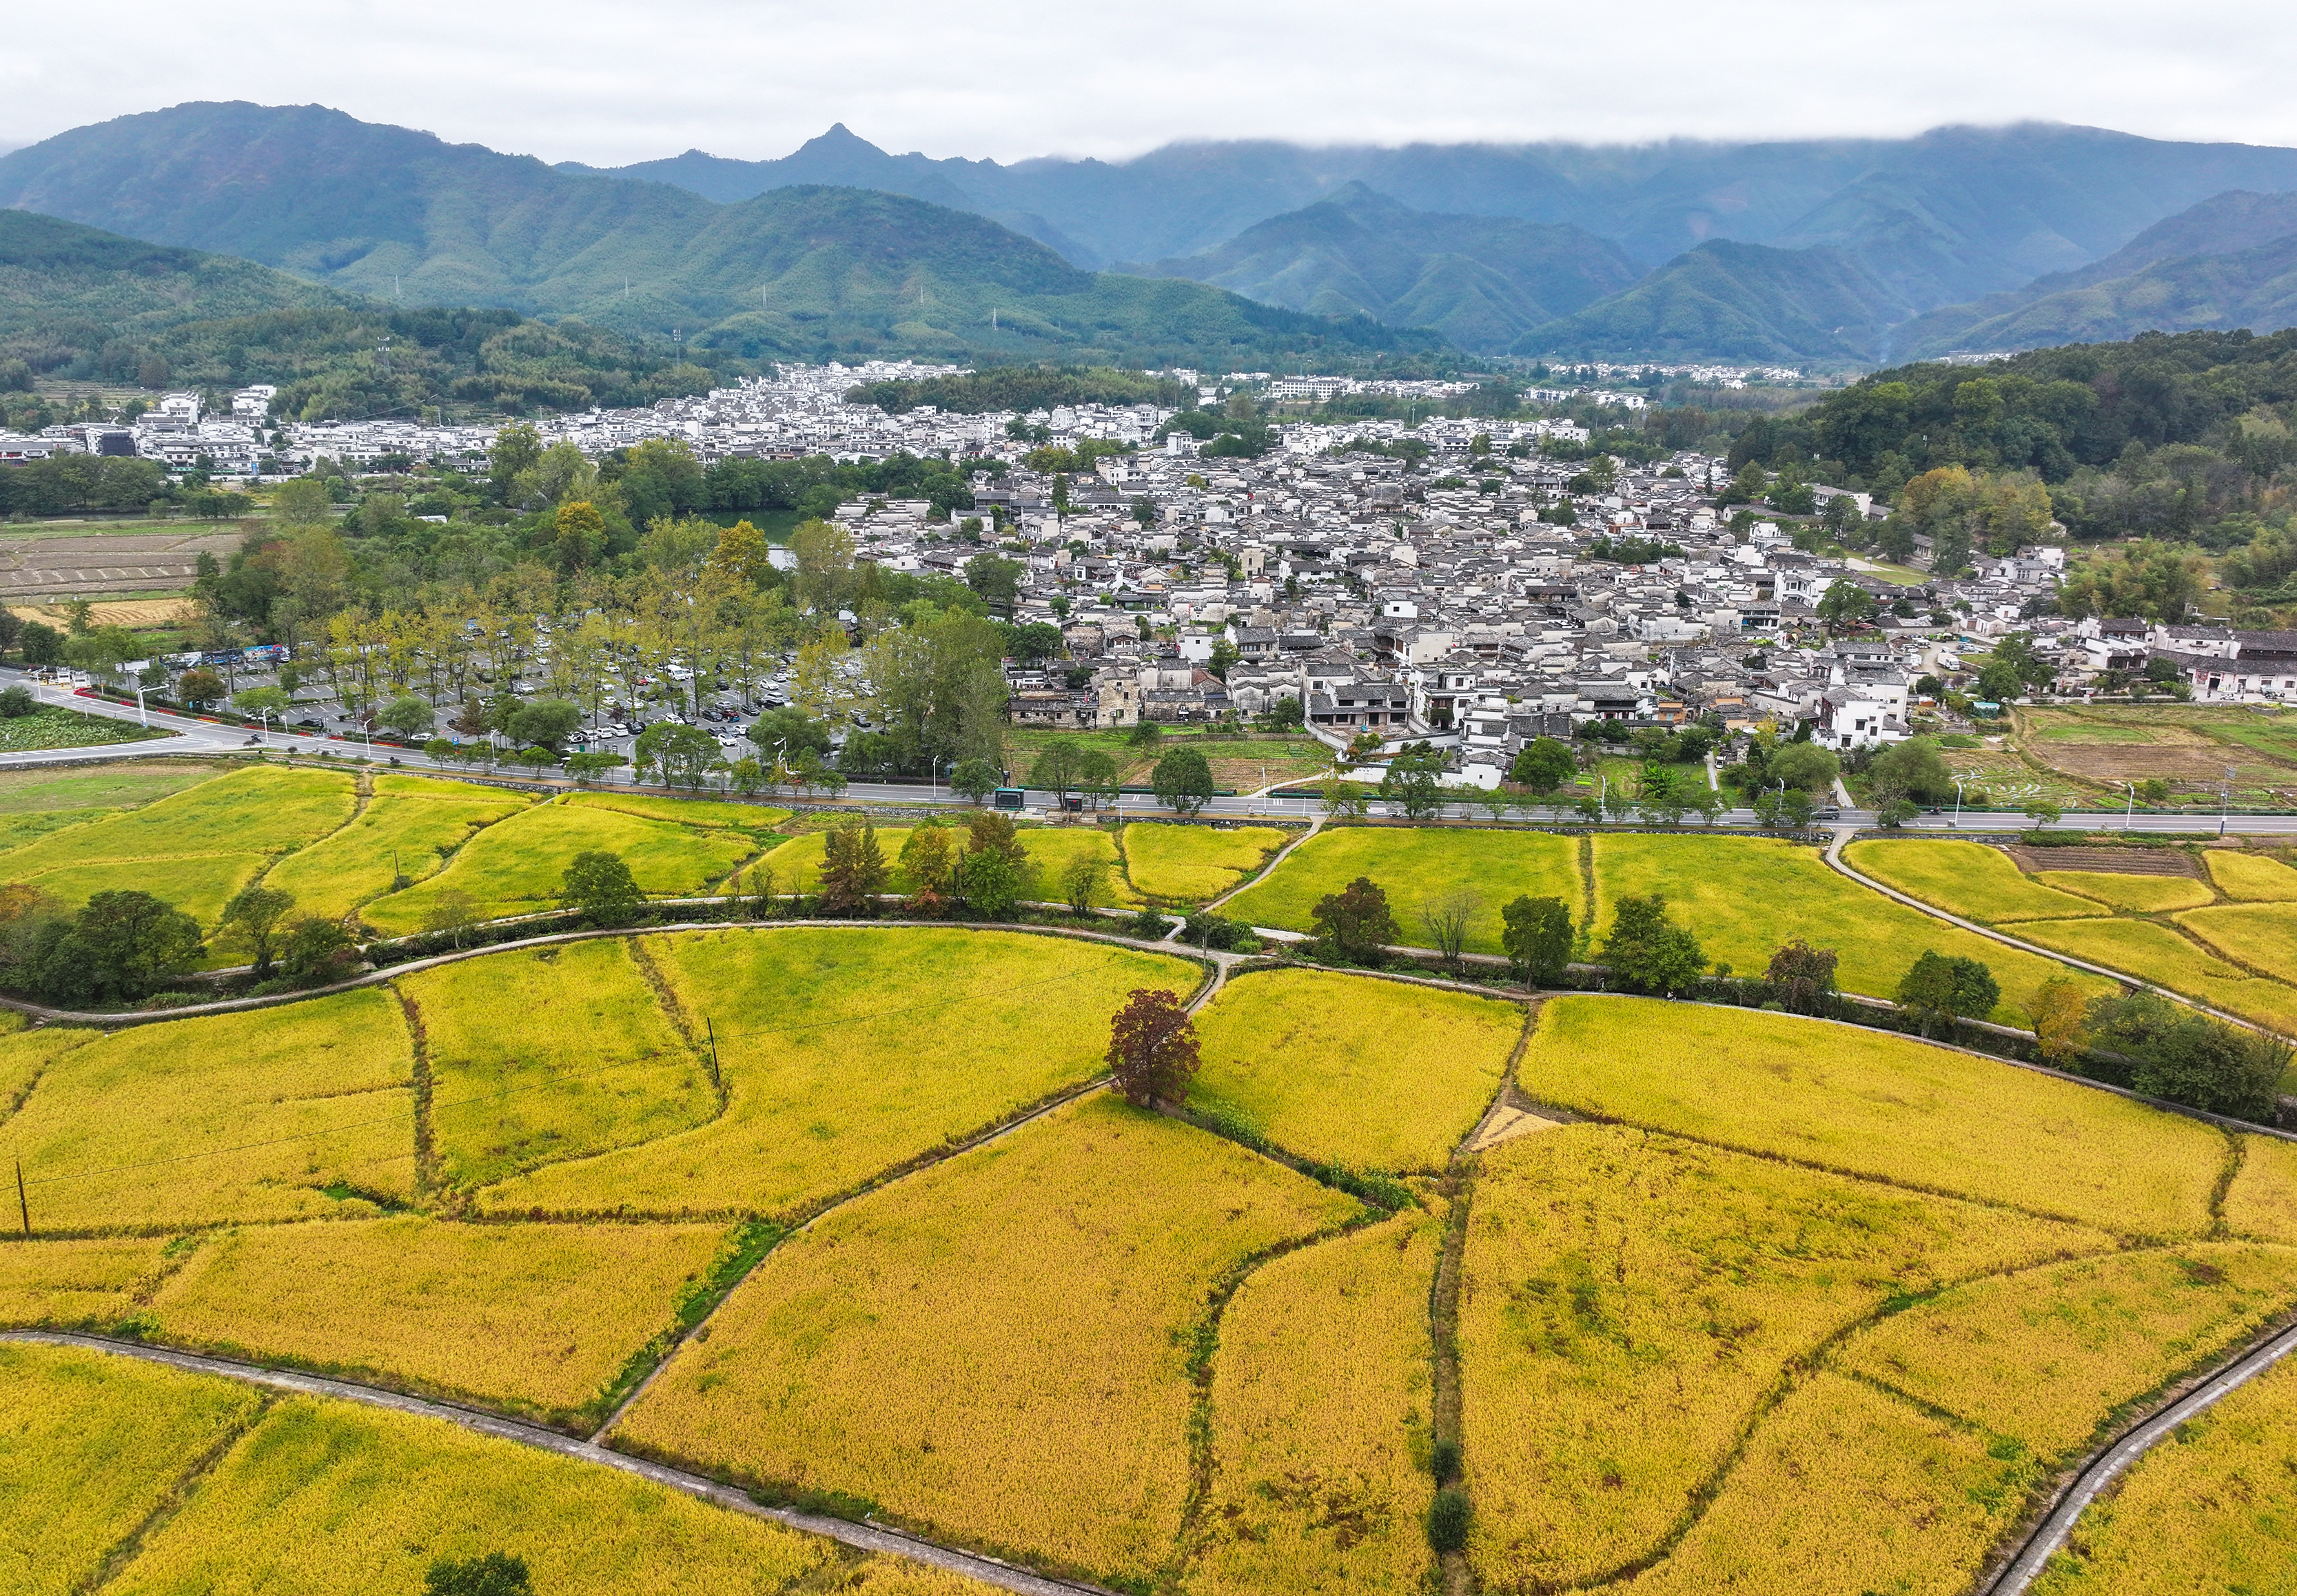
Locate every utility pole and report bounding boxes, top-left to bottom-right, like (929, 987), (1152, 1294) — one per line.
(14, 1156), (28, 1239)
(704, 1017), (722, 1095)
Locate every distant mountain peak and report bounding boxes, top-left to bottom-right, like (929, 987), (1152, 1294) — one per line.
(795, 123), (885, 158)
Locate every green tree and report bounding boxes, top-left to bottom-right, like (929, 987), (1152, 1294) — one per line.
(17, 622), (62, 668)
(487, 423), (543, 498)
(1509, 737), (1576, 796)
(1311, 876), (1399, 964)
(962, 552), (1024, 609)
(957, 843), (1024, 919)
(1600, 894), (1705, 995)
(1768, 741), (1840, 792)
(1028, 737), (1087, 806)
(1816, 581), (1879, 633)
(1500, 895), (1573, 986)
(747, 706), (833, 761)
(278, 915), (359, 988)
(636, 722), (719, 788)
(1868, 738), (1954, 806)
(377, 694), (435, 739)
(1105, 987), (1201, 1107)
(40, 890), (203, 1003)
(504, 699), (582, 752)
(561, 850), (644, 928)
(951, 756), (1002, 805)
(1897, 950), (1999, 1036)
(1152, 746), (1216, 816)
(553, 500), (609, 573)
(176, 668), (225, 709)
(232, 686), (291, 726)
(219, 885), (296, 978)
(2085, 992), (2287, 1121)
(819, 818), (890, 915)
(2023, 799), (2063, 830)
(1059, 853), (1104, 917)
(1076, 748), (1121, 809)
(1378, 746), (1446, 819)
(1764, 938), (1837, 1013)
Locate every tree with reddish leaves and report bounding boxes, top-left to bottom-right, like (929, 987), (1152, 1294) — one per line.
(1106, 988), (1201, 1107)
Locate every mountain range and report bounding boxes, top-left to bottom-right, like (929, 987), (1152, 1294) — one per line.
(8, 103), (2297, 376)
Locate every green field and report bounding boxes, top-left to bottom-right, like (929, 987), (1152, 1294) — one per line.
(1222, 825), (1580, 952)
(0, 704), (172, 752)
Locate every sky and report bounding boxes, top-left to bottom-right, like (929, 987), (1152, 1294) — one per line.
(6, 0), (2297, 164)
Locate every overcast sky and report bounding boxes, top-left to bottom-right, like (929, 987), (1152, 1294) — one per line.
(6, 0), (2296, 164)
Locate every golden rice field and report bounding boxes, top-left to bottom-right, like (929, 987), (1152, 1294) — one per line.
(1845, 838), (2108, 921)
(563, 790), (790, 831)
(1221, 824), (1580, 953)
(403, 939), (714, 1190)
(0, 1341), (267, 1596)
(2035, 869), (2216, 913)
(1192, 1211), (1442, 1596)
(8, 992), (416, 1231)
(1515, 997), (2226, 1237)
(2177, 899), (2297, 983)
(0, 1234), (172, 1326)
(1187, 967), (1521, 1171)
(2225, 1134), (2297, 1243)
(1839, 1243), (2297, 1462)
(2012, 915), (2297, 1032)
(2205, 847), (2297, 901)
(614, 1093), (1363, 1587)
(1457, 1123), (2102, 1590)
(2028, 1351), (2297, 1595)
(1591, 835), (2107, 1022)
(265, 783), (533, 925)
(476, 928), (1197, 1218)
(1122, 821), (1288, 901)
(0, 1022), (96, 1111)
(142, 1217), (729, 1422)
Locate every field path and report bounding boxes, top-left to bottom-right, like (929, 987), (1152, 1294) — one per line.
(0, 1329), (1123, 1596)
(1822, 826), (2288, 1039)
(1984, 1313), (2297, 1595)
(1202, 813), (1323, 914)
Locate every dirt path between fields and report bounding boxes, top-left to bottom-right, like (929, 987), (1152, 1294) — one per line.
(0, 1329), (1121, 1596)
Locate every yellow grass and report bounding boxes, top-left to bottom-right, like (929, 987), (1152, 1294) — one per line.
(1841, 1243), (2297, 1463)
(2223, 1134), (2297, 1243)
(1516, 996), (2227, 1238)
(478, 928), (1198, 1219)
(2014, 916), (2297, 1032)
(1189, 968), (1520, 1171)
(0, 1235), (171, 1327)
(0, 1342), (267, 1596)
(2177, 900), (2297, 984)
(1123, 821), (1287, 901)
(10, 596), (195, 627)
(267, 792), (527, 924)
(108, 1396), (838, 1596)
(2027, 1352), (2297, 1596)
(615, 1094), (1362, 1586)
(1594, 834), (2107, 1022)
(1847, 839), (2109, 921)
(145, 1216), (728, 1421)
(401, 940), (713, 1190)
(8, 990), (415, 1229)
(1221, 826), (1581, 954)
(1615, 1372), (2029, 1596)
(1193, 1211), (1440, 1596)
(2038, 870), (2217, 912)
(2205, 848), (2297, 901)
(565, 790), (790, 830)
(1458, 1123), (2101, 1590)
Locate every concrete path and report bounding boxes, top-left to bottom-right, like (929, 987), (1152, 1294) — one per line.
(0, 1329), (1120, 1596)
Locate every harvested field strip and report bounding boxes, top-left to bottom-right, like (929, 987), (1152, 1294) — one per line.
(1596, 833), (2106, 1022)
(401, 940), (714, 1190)
(1221, 826), (1580, 953)
(0, 1340), (270, 1596)
(2034, 870), (2216, 913)
(614, 1093), (1363, 1588)
(1190, 1210), (1441, 1596)
(1456, 1123), (2103, 1591)
(1187, 967), (1520, 1172)
(1844, 839), (2107, 922)
(476, 928), (1197, 1220)
(0, 760), (217, 813)
(6, 990), (416, 1231)
(1122, 822), (1287, 901)
(2012, 917), (2297, 1032)
(1515, 996), (2226, 1238)
(143, 1216), (729, 1424)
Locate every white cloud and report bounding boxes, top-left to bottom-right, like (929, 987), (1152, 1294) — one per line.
(4, 0), (2295, 163)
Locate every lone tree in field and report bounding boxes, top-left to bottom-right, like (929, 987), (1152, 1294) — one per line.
(1060, 853), (1104, 918)
(1600, 893), (1706, 996)
(1107, 988), (1201, 1107)
(278, 915), (359, 988)
(1500, 894), (1573, 987)
(1420, 888), (1480, 967)
(819, 817), (890, 916)
(1764, 938), (1838, 1014)
(219, 885), (296, 978)
(1312, 876), (1400, 965)
(1897, 950), (1999, 1037)
(561, 849), (644, 928)
(2027, 976), (2090, 1065)
(425, 1553), (531, 1596)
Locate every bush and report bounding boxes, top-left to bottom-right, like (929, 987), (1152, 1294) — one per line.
(1180, 911), (1252, 950)
(1430, 1437), (1461, 1484)
(1125, 908), (1172, 940)
(279, 916), (359, 988)
(1427, 1486), (1471, 1553)
(0, 686), (34, 717)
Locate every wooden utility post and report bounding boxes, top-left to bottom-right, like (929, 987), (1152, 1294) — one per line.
(14, 1156), (28, 1239)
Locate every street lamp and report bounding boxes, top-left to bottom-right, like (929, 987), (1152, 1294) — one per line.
(2123, 780), (2135, 833)
(2223, 764), (2237, 838)
(1950, 775), (1966, 829)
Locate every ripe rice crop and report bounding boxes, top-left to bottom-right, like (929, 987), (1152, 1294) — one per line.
(6, 990), (415, 1230)
(0, 1023), (96, 1108)
(479, 928), (1195, 1220)
(1189, 968), (1520, 1171)
(1611, 1372), (2030, 1596)
(1458, 1123), (2099, 1590)
(366, 801), (755, 934)
(1593, 834), (2106, 1021)
(2205, 848), (2297, 901)
(2013, 916), (2297, 1032)
(2034, 870), (2216, 913)
(0, 763), (355, 874)
(2026, 1350), (2297, 1595)
(1222, 826), (1579, 952)
(0, 758), (216, 814)
(145, 1216), (728, 1422)
(615, 1093), (1362, 1586)
(1123, 821), (1287, 901)
(2223, 1134), (2297, 1243)
(0, 1235), (172, 1327)
(0, 1342), (267, 1596)
(564, 790), (790, 830)
(1846, 839), (2108, 921)
(267, 793), (527, 925)
(2176, 900), (2297, 984)
(1840, 1242), (2297, 1462)
(1016, 826), (1141, 908)
(13, 852), (271, 927)
(107, 1395), (838, 1596)
(401, 940), (714, 1190)
(372, 773), (535, 805)
(1518, 996), (2227, 1238)
(1192, 1211), (1440, 1596)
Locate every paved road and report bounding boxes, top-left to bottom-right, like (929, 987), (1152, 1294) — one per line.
(0, 1329), (1120, 1596)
